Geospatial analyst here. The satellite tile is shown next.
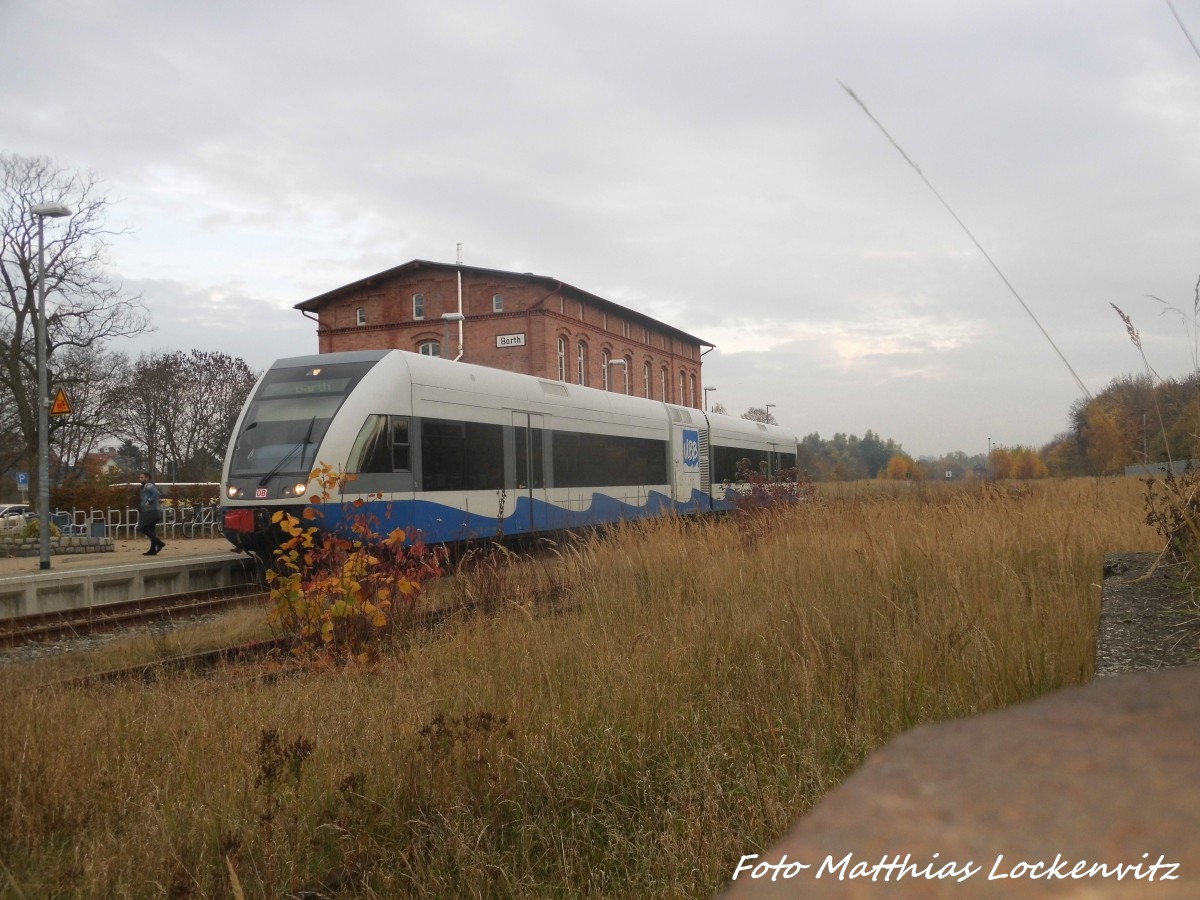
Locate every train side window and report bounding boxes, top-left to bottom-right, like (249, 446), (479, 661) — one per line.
(348, 415), (391, 473)
(551, 429), (668, 487)
(713, 444), (769, 482)
(391, 417), (411, 471)
(514, 424), (545, 489)
(348, 415), (411, 473)
(420, 419), (504, 491)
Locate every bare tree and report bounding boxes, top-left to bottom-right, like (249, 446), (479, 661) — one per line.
(741, 406), (778, 425)
(112, 351), (181, 477)
(112, 349), (258, 480)
(164, 350), (258, 480)
(52, 345), (131, 480)
(0, 153), (150, 490)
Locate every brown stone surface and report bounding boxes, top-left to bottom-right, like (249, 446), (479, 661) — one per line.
(721, 666), (1200, 898)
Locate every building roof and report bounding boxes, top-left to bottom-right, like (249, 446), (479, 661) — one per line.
(294, 259), (712, 347)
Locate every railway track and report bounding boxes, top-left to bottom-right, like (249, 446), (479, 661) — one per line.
(9, 579), (580, 688)
(0, 586), (268, 649)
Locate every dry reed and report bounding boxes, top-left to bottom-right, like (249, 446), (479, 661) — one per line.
(0, 477), (1157, 898)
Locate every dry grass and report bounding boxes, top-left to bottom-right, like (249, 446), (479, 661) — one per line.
(0, 478), (1158, 898)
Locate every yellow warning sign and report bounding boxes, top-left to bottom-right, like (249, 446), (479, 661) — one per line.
(50, 387), (73, 416)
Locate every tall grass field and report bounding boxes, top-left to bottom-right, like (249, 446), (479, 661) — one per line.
(0, 477), (1161, 898)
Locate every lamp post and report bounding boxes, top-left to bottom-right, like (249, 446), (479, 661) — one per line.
(31, 202), (71, 572)
(606, 358), (627, 393)
(441, 311), (464, 359)
(765, 403), (776, 423)
(703, 386), (716, 411)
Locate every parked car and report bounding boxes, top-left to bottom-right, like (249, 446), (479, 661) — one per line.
(0, 503), (32, 532)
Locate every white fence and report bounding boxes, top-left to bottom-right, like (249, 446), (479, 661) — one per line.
(51, 504), (223, 540)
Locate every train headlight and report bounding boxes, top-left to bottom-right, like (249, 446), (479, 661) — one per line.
(292, 482), (308, 497)
(226, 485), (242, 499)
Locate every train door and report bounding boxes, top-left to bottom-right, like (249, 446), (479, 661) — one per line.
(671, 423), (704, 505)
(512, 412), (546, 533)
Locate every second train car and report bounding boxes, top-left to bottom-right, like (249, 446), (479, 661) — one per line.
(219, 349), (798, 555)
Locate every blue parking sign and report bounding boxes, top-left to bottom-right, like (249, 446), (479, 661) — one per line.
(17, 472), (28, 488)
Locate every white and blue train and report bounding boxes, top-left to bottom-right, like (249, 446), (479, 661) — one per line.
(219, 349), (798, 555)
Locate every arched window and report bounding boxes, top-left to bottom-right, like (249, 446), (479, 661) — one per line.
(577, 341), (588, 386)
(679, 371), (686, 406)
(643, 361), (651, 399)
(689, 374), (697, 408)
(661, 367), (669, 402)
(601, 349), (612, 390)
(623, 356), (632, 394)
(557, 337), (567, 381)
(418, 341), (440, 357)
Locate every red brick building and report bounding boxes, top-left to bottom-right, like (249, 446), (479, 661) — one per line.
(294, 260), (712, 408)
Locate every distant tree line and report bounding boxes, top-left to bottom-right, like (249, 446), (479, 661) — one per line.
(1042, 372), (1200, 477)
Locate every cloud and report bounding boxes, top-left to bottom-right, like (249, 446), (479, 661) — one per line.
(5, 0), (1200, 459)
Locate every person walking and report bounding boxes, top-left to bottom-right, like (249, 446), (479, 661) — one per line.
(137, 471), (166, 556)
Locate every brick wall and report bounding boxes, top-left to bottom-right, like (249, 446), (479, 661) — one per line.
(311, 270), (704, 406)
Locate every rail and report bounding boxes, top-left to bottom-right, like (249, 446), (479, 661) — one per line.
(0, 586), (266, 648)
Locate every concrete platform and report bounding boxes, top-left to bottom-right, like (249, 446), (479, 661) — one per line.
(0, 537), (261, 617)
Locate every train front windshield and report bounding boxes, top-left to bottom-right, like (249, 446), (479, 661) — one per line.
(228, 361), (377, 477)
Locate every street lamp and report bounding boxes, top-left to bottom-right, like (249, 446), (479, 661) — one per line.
(703, 386), (716, 411)
(441, 311), (464, 359)
(31, 202), (71, 572)
(765, 403), (776, 422)
(607, 358), (628, 393)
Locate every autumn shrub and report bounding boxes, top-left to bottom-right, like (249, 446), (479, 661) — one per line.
(51, 480), (133, 513)
(1142, 464), (1200, 573)
(1111, 298), (1200, 576)
(17, 518), (60, 539)
(265, 463), (448, 661)
(722, 458), (816, 546)
(723, 458), (814, 508)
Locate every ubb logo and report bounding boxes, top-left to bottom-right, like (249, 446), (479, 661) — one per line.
(682, 429), (700, 468)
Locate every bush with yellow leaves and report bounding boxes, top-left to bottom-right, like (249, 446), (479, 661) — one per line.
(265, 463), (447, 662)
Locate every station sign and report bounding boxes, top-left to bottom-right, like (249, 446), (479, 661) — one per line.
(496, 333), (526, 348)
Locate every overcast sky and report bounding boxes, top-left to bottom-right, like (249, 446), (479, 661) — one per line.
(5, 1), (1200, 457)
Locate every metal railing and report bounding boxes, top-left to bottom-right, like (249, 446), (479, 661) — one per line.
(49, 505), (224, 540)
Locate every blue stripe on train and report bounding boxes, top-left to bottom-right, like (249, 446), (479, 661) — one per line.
(303, 489), (723, 544)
